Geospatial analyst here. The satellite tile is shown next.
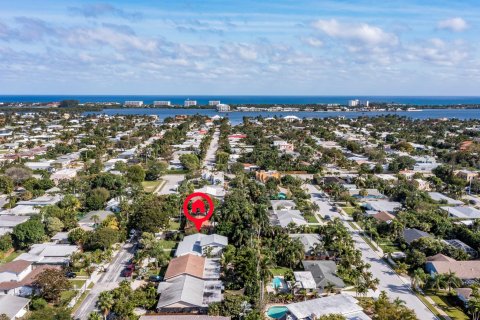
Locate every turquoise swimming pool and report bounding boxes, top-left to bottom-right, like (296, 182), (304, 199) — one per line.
(267, 306), (288, 319)
(272, 277), (283, 289)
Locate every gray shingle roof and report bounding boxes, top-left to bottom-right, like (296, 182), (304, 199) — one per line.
(302, 260), (345, 289)
(0, 295), (30, 319)
(402, 228), (432, 245)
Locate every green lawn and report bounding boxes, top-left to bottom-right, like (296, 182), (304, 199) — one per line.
(0, 250), (24, 264)
(305, 214), (319, 223)
(168, 220), (181, 230)
(158, 240), (177, 250)
(415, 293), (448, 320)
(75, 270), (89, 277)
(427, 290), (469, 320)
(69, 279), (87, 289)
(377, 238), (400, 252)
(60, 290), (77, 306)
(142, 180), (163, 193)
(269, 267), (291, 276)
(342, 207), (356, 215)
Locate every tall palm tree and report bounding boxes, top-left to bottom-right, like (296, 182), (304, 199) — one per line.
(97, 291), (114, 320)
(412, 268), (427, 290)
(443, 270), (462, 293)
(90, 214), (100, 227)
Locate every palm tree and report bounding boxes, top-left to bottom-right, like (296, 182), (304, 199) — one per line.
(88, 312), (103, 320)
(97, 291), (114, 320)
(468, 289), (480, 320)
(412, 268), (427, 290)
(443, 270), (462, 293)
(90, 214), (100, 227)
(429, 274), (446, 291)
(324, 282), (336, 296)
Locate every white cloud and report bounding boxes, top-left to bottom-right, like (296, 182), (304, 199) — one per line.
(406, 38), (468, 66)
(302, 37), (323, 47)
(437, 17), (468, 32)
(312, 19), (398, 46)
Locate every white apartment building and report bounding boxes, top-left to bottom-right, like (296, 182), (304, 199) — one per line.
(216, 104), (231, 112)
(184, 100), (197, 107)
(348, 99), (359, 107)
(154, 101), (171, 106)
(209, 100), (221, 106)
(124, 101), (144, 107)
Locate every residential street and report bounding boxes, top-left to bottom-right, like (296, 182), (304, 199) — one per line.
(204, 129), (219, 170)
(305, 184), (438, 320)
(73, 242), (136, 320)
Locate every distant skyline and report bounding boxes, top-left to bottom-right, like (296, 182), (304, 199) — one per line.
(1, 0), (479, 95)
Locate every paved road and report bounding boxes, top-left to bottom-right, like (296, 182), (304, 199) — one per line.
(73, 243), (136, 320)
(204, 129), (219, 170)
(305, 184), (437, 320)
(157, 174), (185, 195)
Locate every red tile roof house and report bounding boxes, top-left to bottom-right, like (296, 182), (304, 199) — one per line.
(0, 260), (59, 296)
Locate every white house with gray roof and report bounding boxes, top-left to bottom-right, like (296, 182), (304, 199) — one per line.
(441, 206), (480, 219)
(156, 275), (223, 312)
(285, 294), (370, 320)
(175, 234), (228, 257)
(0, 295), (30, 319)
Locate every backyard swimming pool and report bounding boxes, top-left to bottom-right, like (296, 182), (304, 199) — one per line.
(266, 306), (288, 319)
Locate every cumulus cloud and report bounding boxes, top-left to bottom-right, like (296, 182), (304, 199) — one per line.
(302, 37), (323, 47)
(406, 38), (468, 66)
(68, 3), (143, 21)
(437, 17), (468, 32)
(312, 19), (398, 46)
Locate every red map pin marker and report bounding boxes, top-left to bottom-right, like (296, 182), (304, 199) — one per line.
(183, 192), (214, 232)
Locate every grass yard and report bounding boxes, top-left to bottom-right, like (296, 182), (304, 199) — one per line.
(342, 207), (356, 215)
(415, 293), (447, 320)
(305, 214), (319, 223)
(269, 267), (292, 276)
(69, 279), (87, 290)
(377, 238), (400, 252)
(158, 240), (177, 250)
(0, 250), (24, 264)
(168, 220), (181, 230)
(142, 180), (163, 193)
(426, 290), (469, 320)
(75, 270), (89, 277)
(60, 290), (77, 306)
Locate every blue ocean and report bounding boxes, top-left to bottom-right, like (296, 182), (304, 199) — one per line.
(2, 95), (480, 105)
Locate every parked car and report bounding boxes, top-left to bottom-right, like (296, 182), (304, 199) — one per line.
(122, 268), (133, 277)
(65, 271), (77, 278)
(324, 215), (332, 221)
(148, 275), (162, 282)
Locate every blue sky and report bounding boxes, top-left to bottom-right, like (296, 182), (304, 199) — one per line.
(0, 0), (479, 95)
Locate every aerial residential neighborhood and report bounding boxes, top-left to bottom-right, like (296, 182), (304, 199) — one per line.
(2, 0), (480, 319)
(1, 110), (480, 320)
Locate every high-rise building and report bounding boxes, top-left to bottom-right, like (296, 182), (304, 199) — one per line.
(348, 99), (359, 107)
(184, 100), (197, 107)
(124, 101), (143, 107)
(154, 101), (171, 106)
(209, 100), (221, 106)
(216, 104), (231, 112)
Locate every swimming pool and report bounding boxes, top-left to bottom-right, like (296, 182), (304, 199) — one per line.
(272, 277), (283, 289)
(267, 306), (288, 319)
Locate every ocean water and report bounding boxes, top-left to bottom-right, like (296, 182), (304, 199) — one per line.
(2, 95), (480, 105)
(84, 108), (480, 125)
